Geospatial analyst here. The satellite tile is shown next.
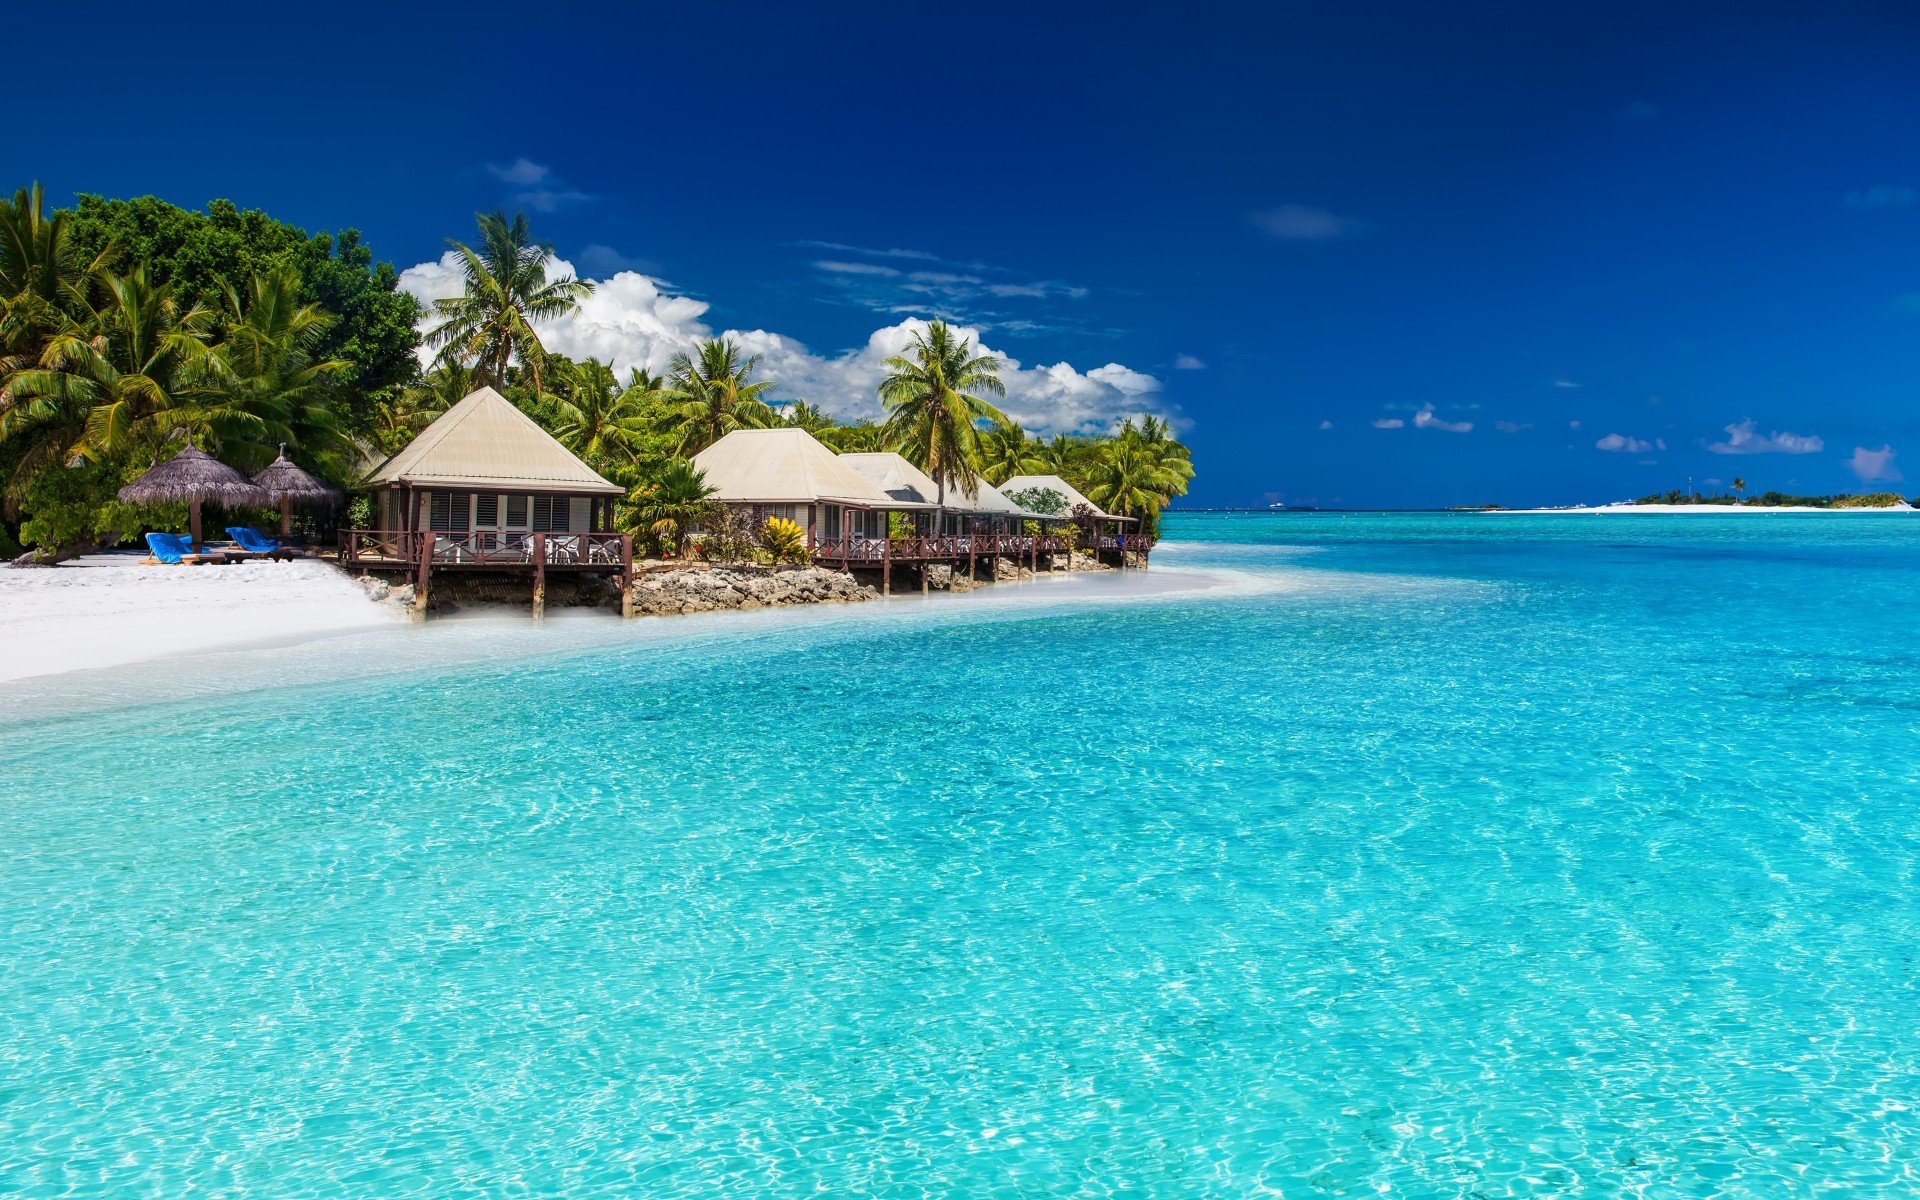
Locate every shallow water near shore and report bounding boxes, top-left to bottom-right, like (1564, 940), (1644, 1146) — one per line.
(6, 512), (1920, 1197)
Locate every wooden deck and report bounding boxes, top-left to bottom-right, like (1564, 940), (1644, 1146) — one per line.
(342, 530), (631, 572)
(808, 532), (1067, 566)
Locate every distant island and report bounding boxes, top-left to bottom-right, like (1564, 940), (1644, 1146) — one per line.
(1626, 490), (1912, 509)
(1494, 490), (1917, 514)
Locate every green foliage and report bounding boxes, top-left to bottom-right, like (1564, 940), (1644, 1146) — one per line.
(626, 459), (718, 555)
(760, 516), (809, 563)
(426, 211), (591, 394)
(1006, 485), (1068, 516)
(14, 458), (145, 561)
(5, 184), (1198, 558)
(1632, 490), (1908, 509)
(815, 420), (885, 452)
(543, 357), (673, 483)
(697, 505), (760, 563)
(1828, 492), (1907, 508)
(977, 417), (1049, 484)
(877, 320), (1007, 501)
(662, 338), (778, 455)
(62, 193), (419, 417)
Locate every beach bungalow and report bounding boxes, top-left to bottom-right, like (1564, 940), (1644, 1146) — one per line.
(999, 473), (1145, 565)
(690, 429), (1067, 589)
(344, 385), (632, 606)
(840, 452), (1050, 543)
(689, 427), (902, 543)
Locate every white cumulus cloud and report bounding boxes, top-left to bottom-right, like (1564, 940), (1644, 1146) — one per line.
(1371, 417), (1405, 429)
(1597, 433), (1653, 453)
(1706, 419), (1823, 455)
(487, 158), (550, 185)
(397, 252), (1170, 435)
(1174, 354), (1206, 370)
(1847, 444), (1901, 483)
(1413, 407), (1472, 433)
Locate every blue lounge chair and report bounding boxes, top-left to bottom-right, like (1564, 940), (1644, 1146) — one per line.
(145, 532), (215, 564)
(227, 526), (281, 553)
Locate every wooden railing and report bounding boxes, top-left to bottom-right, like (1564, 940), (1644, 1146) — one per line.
(343, 529), (413, 564)
(340, 530), (631, 570)
(807, 533), (1074, 562)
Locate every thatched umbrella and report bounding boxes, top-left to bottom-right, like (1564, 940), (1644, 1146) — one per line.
(118, 446), (271, 552)
(253, 449), (343, 537)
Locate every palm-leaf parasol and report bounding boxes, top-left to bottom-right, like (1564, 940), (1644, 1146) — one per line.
(252, 449), (343, 536)
(118, 446), (272, 551)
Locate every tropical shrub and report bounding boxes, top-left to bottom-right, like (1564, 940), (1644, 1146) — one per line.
(1006, 486), (1068, 516)
(760, 516), (809, 564)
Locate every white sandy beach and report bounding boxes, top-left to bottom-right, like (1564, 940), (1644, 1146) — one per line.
(0, 544), (1385, 721)
(0, 553), (402, 684)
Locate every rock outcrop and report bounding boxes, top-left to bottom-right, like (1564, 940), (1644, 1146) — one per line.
(624, 565), (875, 616)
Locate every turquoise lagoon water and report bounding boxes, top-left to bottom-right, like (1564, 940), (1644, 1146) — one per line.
(6, 512), (1920, 1197)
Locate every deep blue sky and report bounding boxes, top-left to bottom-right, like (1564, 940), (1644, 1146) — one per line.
(11, 1), (1920, 506)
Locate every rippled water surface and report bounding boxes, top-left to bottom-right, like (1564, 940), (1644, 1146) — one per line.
(7, 513), (1920, 1197)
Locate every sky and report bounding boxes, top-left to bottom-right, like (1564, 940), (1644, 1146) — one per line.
(10, 0), (1920, 507)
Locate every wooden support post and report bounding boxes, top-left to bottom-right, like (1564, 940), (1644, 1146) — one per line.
(619, 534), (635, 618)
(531, 533), (546, 620)
(882, 537), (892, 596)
(921, 561), (930, 595)
(412, 531), (432, 618)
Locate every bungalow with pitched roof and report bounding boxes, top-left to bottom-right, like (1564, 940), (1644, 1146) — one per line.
(344, 386), (633, 611)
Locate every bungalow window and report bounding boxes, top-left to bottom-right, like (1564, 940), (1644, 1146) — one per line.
(506, 495), (528, 528)
(427, 492), (468, 532)
(475, 494), (500, 527)
(532, 495), (568, 532)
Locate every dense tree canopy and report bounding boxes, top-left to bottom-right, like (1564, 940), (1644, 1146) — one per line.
(64, 195), (420, 418)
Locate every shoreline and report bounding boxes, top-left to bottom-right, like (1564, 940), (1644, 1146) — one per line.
(0, 554), (402, 686)
(0, 551), (1261, 722)
(1489, 503), (1917, 515)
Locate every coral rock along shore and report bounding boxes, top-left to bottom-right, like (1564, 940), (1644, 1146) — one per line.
(624, 565), (876, 615)
(349, 554), (1123, 617)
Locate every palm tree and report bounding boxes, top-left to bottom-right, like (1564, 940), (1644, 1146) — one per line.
(1037, 432), (1092, 478)
(192, 268), (350, 470)
(1732, 476), (1746, 496)
(815, 420), (885, 453)
(425, 211), (592, 395)
(777, 399), (835, 435)
(627, 458), (717, 555)
(1119, 414), (1195, 496)
(664, 337), (777, 454)
(0, 184), (112, 375)
(3, 267), (218, 468)
(367, 365), (470, 456)
(1083, 437), (1185, 524)
(551, 356), (656, 468)
(977, 417), (1049, 485)
(876, 321), (1008, 504)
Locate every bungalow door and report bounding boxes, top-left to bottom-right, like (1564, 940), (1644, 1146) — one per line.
(503, 495), (531, 557)
(472, 493), (503, 553)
